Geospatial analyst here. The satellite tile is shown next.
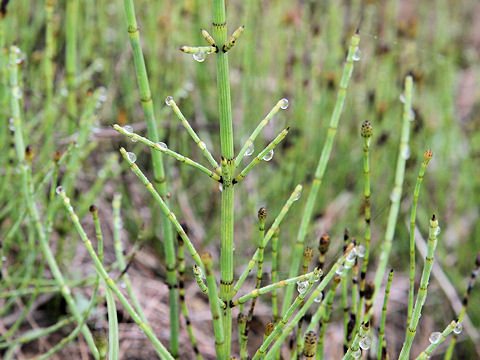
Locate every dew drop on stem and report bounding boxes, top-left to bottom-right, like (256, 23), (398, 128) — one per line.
(435, 226), (441, 236)
(357, 245), (366, 258)
(123, 125), (133, 134)
(165, 96), (174, 106)
(314, 292), (323, 303)
(55, 186), (64, 195)
(127, 152), (137, 163)
(429, 332), (441, 344)
(245, 143), (254, 156)
(218, 183), (223, 192)
(262, 149), (274, 161)
(280, 98), (289, 110)
(157, 142), (168, 150)
(335, 265), (344, 275)
(359, 336), (372, 350)
(293, 188), (302, 201)
(453, 323), (463, 334)
(351, 348), (361, 359)
(399, 93), (406, 104)
(353, 48), (362, 61)
(193, 51), (206, 62)
(402, 146), (411, 159)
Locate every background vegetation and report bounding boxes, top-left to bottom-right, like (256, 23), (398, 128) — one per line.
(1, 0), (479, 358)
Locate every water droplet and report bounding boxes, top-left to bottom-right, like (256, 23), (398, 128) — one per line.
(193, 51), (206, 62)
(245, 143), (254, 156)
(409, 109), (415, 122)
(454, 323), (463, 335)
(293, 188), (302, 201)
(357, 246), (366, 258)
(314, 292), (323, 303)
(402, 146), (411, 160)
(297, 280), (308, 294)
(336, 265), (344, 276)
(262, 149), (274, 161)
(13, 86), (23, 99)
(115, 219), (123, 230)
(435, 226), (441, 236)
(280, 98), (289, 110)
(399, 93), (406, 104)
(127, 152), (137, 163)
(55, 186), (64, 195)
(165, 96), (174, 106)
(131, 137), (137, 143)
(353, 48), (362, 61)
(123, 125), (133, 134)
(157, 142), (168, 151)
(121, 283), (127, 289)
(218, 183), (223, 192)
(390, 188), (401, 202)
(359, 336), (372, 350)
(347, 251), (356, 262)
(352, 348), (361, 359)
(429, 332), (442, 344)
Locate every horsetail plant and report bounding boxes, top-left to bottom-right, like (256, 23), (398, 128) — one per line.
(378, 269), (394, 360)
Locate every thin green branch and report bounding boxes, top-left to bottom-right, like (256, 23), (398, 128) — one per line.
(416, 321), (457, 360)
(378, 269), (394, 360)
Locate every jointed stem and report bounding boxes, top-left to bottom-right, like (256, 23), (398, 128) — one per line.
(282, 32), (360, 317)
(378, 269), (394, 360)
(416, 321), (457, 360)
(271, 228), (280, 323)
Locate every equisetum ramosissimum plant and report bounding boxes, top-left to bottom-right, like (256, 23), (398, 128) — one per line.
(1, 0), (479, 359)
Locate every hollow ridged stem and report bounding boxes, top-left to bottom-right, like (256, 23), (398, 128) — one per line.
(342, 322), (370, 360)
(106, 284), (119, 360)
(399, 215), (439, 360)
(238, 312), (248, 360)
(444, 252), (480, 360)
(211, 2), (235, 356)
(44, 0), (56, 142)
(234, 127), (289, 183)
(303, 331), (317, 360)
(166, 97), (221, 174)
(407, 150), (432, 327)
(202, 253), (225, 358)
(317, 276), (342, 359)
(177, 236), (203, 360)
(252, 268), (321, 360)
(243, 208), (268, 357)
(282, 32), (360, 317)
(180, 45), (217, 54)
(373, 75), (413, 309)
(358, 121), (373, 322)
(377, 269), (394, 360)
(235, 99), (288, 167)
(271, 228), (280, 323)
(262, 246), (354, 360)
(121, 1), (177, 354)
(65, 0), (78, 130)
(234, 184), (303, 294)
(193, 265), (209, 294)
(58, 189), (174, 360)
(295, 247), (314, 357)
(342, 230), (350, 351)
(113, 125), (221, 181)
(119, 148), (203, 271)
(112, 195), (149, 324)
(416, 321), (457, 360)
(233, 271), (319, 306)
(8, 46), (100, 360)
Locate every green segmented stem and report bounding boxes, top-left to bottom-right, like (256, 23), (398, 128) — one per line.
(262, 245), (355, 360)
(121, 0), (177, 353)
(8, 46), (100, 360)
(399, 215), (439, 360)
(180, 45), (217, 54)
(234, 184), (303, 294)
(407, 150), (432, 328)
(65, 0), (78, 130)
(114, 125), (221, 181)
(233, 271), (319, 306)
(112, 194), (149, 324)
(342, 230), (350, 351)
(416, 321), (457, 360)
(358, 121), (373, 323)
(271, 228), (280, 323)
(201, 29), (216, 46)
(234, 127), (289, 183)
(342, 322), (370, 360)
(223, 25), (245, 52)
(252, 268), (321, 360)
(177, 236), (203, 360)
(202, 253), (226, 358)
(119, 147), (204, 271)
(373, 75), (413, 312)
(295, 247), (314, 357)
(211, 1), (235, 356)
(282, 32), (360, 318)
(378, 269), (394, 360)
(317, 276), (342, 359)
(166, 97), (221, 173)
(193, 265), (209, 294)
(106, 284), (119, 360)
(444, 252), (480, 360)
(44, 0), (56, 143)
(238, 312), (248, 360)
(235, 99), (287, 167)
(243, 208), (268, 357)
(58, 189), (174, 360)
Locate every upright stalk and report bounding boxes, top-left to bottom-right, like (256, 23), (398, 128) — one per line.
(65, 0), (78, 131)
(44, 0), (56, 145)
(282, 33), (360, 315)
(212, 0), (235, 356)
(121, 0), (178, 355)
